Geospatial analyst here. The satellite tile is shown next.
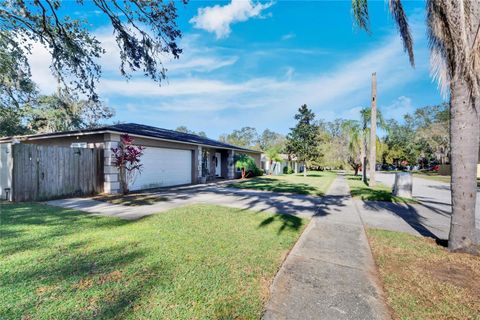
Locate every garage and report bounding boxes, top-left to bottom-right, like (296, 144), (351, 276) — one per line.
(2, 123), (262, 196)
(130, 147), (192, 191)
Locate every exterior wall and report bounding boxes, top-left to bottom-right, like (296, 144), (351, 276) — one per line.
(103, 133), (121, 194)
(220, 149), (229, 178)
(227, 150), (235, 179)
(264, 159), (300, 175)
(22, 134), (105, 148)
(0, 143), (13, 200)
(196, 146), (203, 183)
(197, 147), (230, 181)
(243, 151), (261, 167)
(201, 147), (215, 179)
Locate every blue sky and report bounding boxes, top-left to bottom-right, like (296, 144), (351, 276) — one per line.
(30, 0), (443, 139)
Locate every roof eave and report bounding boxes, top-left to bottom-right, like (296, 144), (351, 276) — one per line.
(9, 128), (261, 153)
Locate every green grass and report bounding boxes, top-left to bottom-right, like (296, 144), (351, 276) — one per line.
(229, 171), (337, 196)
(345, 174), (416, 203)
(367, 229), (480, 320)
(410, 171), (479, 187)
(0, 203), (306, 319)
(412, 171), (451, 184)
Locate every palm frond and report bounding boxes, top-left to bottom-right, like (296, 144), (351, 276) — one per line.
(427, 0), (480, 99)
(360, 107), (387, 130)
(352, 0), (370, 31)
(430, 45), (450, 97)
(387, 0), (415, 67)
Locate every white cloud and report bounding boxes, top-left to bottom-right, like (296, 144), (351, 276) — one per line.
(105, 31), (423, 119)
(382, 96), (415, 120)
(281, 32), (296, 41)
(190, 0), (273, 39)
(27, 29), (240, 94)
(28, 42), (56, 93)
(284, 67), (295, 80)
(99, 78), (247, 97)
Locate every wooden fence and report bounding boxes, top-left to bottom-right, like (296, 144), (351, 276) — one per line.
(12, 144), (104, 201)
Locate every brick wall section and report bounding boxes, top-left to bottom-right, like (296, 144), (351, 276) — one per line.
(196, 145), (203, 182)
(227, 150), (235, 179)
(103, 134), (120, 194)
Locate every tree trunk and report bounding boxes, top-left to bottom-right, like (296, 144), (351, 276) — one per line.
(361, 135), (367, 183)
(241, 167), (246, 179)
(119, 165), (128, 194)
(354, 165), (359, 176)
(303, 162), (307, 177)
(448, 79), (479, 254)
(369, 72), (377, 187)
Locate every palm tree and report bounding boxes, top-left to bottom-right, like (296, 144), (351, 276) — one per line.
(342, 120), (363, 176)
(351, 0), (479, 253)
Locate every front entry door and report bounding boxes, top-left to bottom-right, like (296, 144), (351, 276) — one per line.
(215, 152), (221, 176)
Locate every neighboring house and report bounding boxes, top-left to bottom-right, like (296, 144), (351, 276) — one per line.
(0, 123), (261, 199)
(261, 153), (304, 175)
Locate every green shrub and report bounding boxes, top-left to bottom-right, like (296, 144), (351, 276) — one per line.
(283, 166), (294, 174)
(235, 154), (262, 178)
(250, 167), (264, 177)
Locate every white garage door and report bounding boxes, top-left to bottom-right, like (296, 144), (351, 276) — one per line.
(130, 147), (192, 191)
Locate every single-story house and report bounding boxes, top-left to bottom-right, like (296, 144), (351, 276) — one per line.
(0, 123), (261, 198)
(261, 153), (304, 175)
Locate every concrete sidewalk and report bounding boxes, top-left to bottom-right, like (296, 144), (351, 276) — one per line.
(263, 175), (389, 320)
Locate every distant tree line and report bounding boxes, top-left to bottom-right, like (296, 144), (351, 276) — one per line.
(277, 103), (450, 174)
(174, 126), (207, 138)
(0, 90), (114, 137)
(218, 127), (286, 152)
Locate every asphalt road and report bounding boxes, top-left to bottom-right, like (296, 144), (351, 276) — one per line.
(375, 172), (480, 231)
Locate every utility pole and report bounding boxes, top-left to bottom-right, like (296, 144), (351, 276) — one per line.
(362, 118), (367, 184)
(369, 72), (377, 187)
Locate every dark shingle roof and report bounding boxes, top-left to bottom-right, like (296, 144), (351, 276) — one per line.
(2, 123), (259, 153)
(105, 123), (258, 152)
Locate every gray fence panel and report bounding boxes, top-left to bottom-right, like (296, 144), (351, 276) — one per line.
(12, 144), (104, 201)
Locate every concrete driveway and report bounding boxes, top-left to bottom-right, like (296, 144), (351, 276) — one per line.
(46, 184), (323, 220)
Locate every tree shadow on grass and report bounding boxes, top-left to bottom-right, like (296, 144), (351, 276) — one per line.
(230, 177), (322, 196)
(258, 214), (303, 234)
(2, 234), (172, 319)
(350, 188), (404, 202)
(346, 174), (414, 203)
(0, 203), (131, 256)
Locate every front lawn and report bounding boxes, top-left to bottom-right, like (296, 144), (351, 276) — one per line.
(367, 229), (480, 319)
(0, 203), (306, 319)
(413, 171), (480, 187)
(413, 171), (451, 184)
(229, 171), (336, 196)
(345, 174), (416, 203)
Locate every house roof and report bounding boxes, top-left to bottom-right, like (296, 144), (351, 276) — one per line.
(0, 123), (260, 153)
